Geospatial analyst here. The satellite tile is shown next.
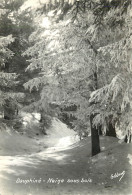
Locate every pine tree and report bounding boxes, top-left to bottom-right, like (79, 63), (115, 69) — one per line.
(89, 0), (132, 143)
(0, 0), (35, 118)
(0, 35), (18, 119)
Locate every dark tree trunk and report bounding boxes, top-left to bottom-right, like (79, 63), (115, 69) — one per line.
(124, 130), (131, 143)
(90, 114), (100, 156)
(124, 135), (128, 143)
(99, 125), (102, 135)
(106, 122), (116, 137)
(4, 101), (14, 120)
(3, 99), (18, 120)
(89, 70), (100, 156)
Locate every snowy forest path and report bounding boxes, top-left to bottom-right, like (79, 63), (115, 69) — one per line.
(0, 136), (132, 195)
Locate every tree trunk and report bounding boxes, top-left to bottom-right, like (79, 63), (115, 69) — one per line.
(4, 101), (13, 120)
(90, 114), (100, 156)
(3, 99), (18, 120)
(124, 130), (131, 143)
(99, 125), (102, 135)
(106, 122), (116, 137)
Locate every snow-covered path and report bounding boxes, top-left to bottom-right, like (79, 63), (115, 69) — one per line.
(0, 136), (132, 195)
(0, 118), (132, 195)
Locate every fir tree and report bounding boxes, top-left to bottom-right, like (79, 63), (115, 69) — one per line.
(0, 0), (35, 118)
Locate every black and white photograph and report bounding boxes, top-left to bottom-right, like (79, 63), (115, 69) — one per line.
(0, 0), (132, 194)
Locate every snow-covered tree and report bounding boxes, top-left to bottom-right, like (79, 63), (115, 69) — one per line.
(0, 0), (34, 119)
(89, 2), (132, 143)
(0, 35), (18, 119)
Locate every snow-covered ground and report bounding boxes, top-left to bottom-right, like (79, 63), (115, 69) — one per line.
(41, 117), (80, 148)
(0, 116), (80, 156)
(0, 116), (132, 195)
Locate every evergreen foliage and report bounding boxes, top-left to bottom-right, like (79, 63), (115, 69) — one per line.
(23, 0), (132, 144)
(0, 0), (131, 156)
(0, 0), (34, 119)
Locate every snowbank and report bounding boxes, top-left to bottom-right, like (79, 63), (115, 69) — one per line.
(0, 130), (42, 156)
(43, 118), (80, 148)
(47, 118), (76, 138)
